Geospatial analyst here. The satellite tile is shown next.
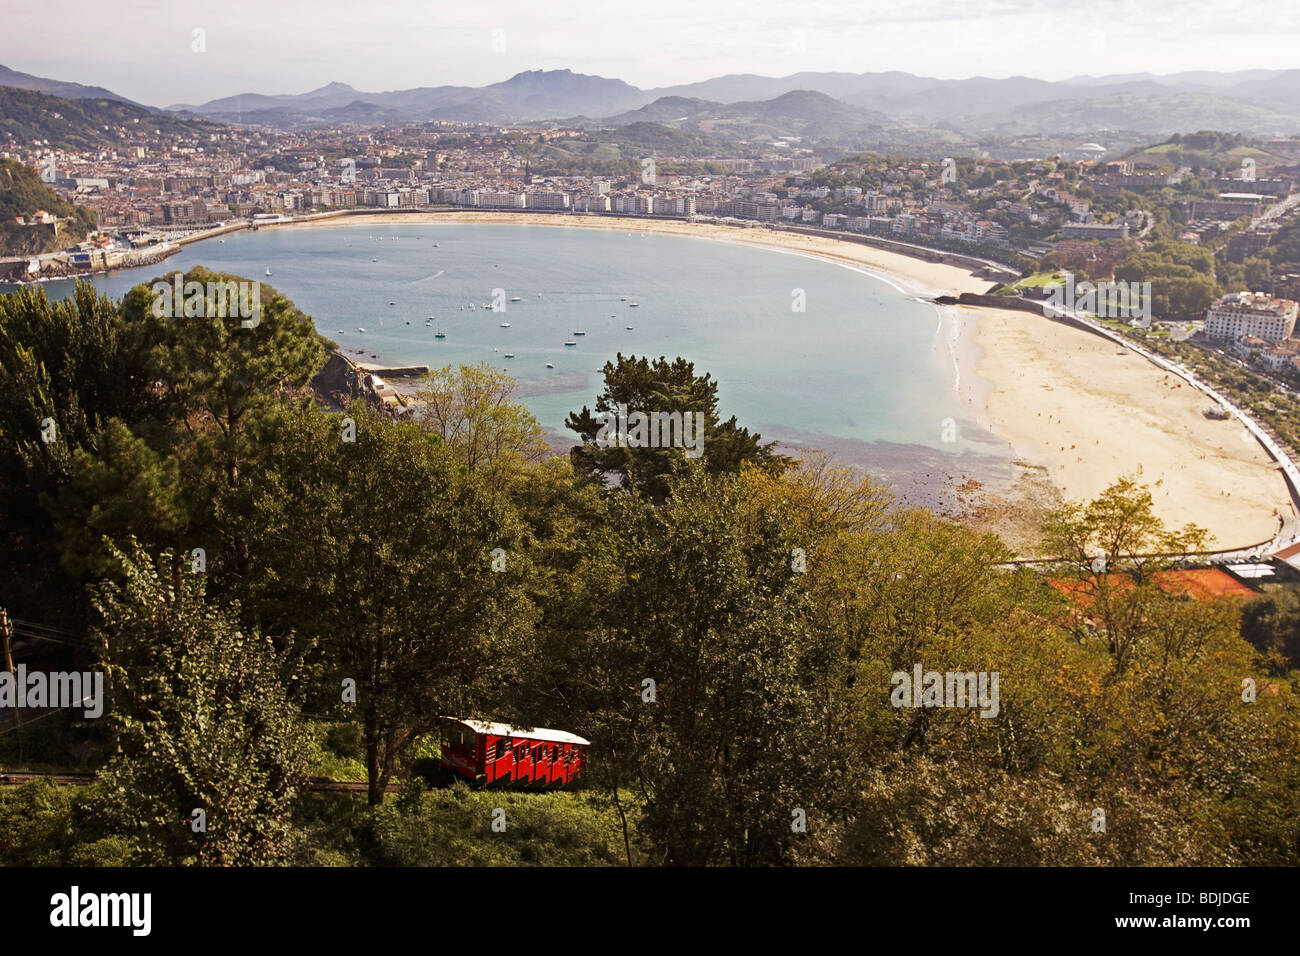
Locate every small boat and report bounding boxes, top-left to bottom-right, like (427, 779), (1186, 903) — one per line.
(500, 322), (511, 328)
(219, 239), (225, 243)
(425, 319), (432, 326)
(433, 243), (439, 248)
(265, 268), (272, 276)
(434, 331), (446, 339)
(572, 330), (586, 336)
(405, 320), (411, 325)
(537, 292), (543, 297)
(620, 297), (627, 302)
(371, 258), (378, 262)
(564, 341), (577, 346)
(336, 329), (344, 334)
(389, 301), (396, 306)
(545, 363), (554, 368)
(626, 325), (634, 330)
(503, 353), (515, 359)
(629, 303), (640, 308)
(510, 297), (521, 302)
(357, 327), (366, 333)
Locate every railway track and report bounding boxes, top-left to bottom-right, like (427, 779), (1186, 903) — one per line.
(0, 771), (400, 793)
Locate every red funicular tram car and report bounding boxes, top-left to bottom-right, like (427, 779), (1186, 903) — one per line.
(439, 718), (591, 789)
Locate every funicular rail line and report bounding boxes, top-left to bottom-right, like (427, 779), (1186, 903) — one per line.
(0, 771), (400, 793)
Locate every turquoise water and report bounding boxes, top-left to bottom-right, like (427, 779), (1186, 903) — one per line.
(12, 221), (1012, 494)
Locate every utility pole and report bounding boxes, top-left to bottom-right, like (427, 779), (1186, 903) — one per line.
(1, 608), (22, 760)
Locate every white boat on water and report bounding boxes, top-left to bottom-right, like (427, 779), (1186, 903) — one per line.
(265, 268), (272, 276)
(572, 330), (586, 335)
(500, 322), (511, 328)
(545, 363), (554, 368)
(510, 296), (521, 302)
(503, 353), (515, 358)
(564, 340), (577, 346)
(357, 327), (366, 333)
(629, 303), (640, 307)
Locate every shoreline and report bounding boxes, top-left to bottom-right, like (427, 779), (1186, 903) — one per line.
(212, 211), (1295, 547)
(270, 210), (1001, 298)
(972, 304), (1294, 551)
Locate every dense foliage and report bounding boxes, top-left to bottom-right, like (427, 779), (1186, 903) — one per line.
(0, 157), (97, 255)
(0, 274), (1297, 867)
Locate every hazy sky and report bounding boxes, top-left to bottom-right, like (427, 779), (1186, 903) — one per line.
(4, 0), (1299, 106)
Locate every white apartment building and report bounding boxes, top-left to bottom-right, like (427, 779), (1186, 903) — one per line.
(473, 190), (526, 209)
(526, 191), (570, 210)
(1205, 291), (1300, 343)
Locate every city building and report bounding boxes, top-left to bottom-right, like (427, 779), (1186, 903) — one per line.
(1205, 291), (1300, 343)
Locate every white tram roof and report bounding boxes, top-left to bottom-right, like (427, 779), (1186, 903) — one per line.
(444, 717), (591, 747)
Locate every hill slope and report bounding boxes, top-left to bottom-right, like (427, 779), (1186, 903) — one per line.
(0, 157), (96, 256)
(0, 86), (219, 151)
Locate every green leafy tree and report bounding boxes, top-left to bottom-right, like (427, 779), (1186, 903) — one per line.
(413, 363), (550, 492)
(91, 541), (314, 866)
(239, 400), (535, 804)
(124, 266), (325, 492)
(0, 281), (163, 616)
(566, 354), (789, 501)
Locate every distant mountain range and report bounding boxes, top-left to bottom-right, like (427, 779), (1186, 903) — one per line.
(0, 87), (218, 152)
(0, 63), (145, 108)
(6, 63), (1300, 141)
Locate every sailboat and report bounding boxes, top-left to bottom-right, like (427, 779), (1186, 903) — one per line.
(265, 267), (272, 276)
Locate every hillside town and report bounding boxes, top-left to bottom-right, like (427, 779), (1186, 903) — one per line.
(7, 119), (1300, 281)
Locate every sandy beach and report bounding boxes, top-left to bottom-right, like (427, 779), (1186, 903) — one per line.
(273, 210), (1296, 549)
(972, 306), (1294, 549)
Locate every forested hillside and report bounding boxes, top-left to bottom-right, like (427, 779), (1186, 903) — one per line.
(0, 157), (95, 255)
(0, 272), (1296, 866)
